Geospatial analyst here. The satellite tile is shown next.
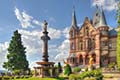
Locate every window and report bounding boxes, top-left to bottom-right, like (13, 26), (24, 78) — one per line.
(101, 41), (108, 46)
(71, 31), (74, 38)
(71, 42), (74, 50)
(85, 27), (89, 36)
(91, 39), (95, 49)
(79, 40), (83, 50)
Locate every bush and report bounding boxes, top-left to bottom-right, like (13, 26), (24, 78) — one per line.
(85, 67), (88, 71)
(73, 67), (81, 73)
(108, 63), (115, 69)
(69, 74), (77, 80)
(69, 69), (103, 80)
(64, 64), (72, 76)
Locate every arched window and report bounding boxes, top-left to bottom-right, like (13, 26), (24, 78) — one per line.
(79, 55), (83, 65)
(85, 27), (89, 36)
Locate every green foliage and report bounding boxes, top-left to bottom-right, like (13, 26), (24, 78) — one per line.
(64, 64), (72, 76)
(13, 69), (20, 75)
(69, 69), (103, 80)
(13, 77), (64, 80)
(117, 0), (120, 70)
(84, 77), (96, 80)
(73, 67), (81, 73)
(85, 67), (88, 71)
(108, 63), (115, 69)
(3, 30), (29, 74)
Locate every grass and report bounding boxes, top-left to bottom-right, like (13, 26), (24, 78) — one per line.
(0, 76), (64, 80)
(14, 77), (64, 80)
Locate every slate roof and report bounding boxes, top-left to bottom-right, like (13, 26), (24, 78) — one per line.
(109, 29), (117, 36)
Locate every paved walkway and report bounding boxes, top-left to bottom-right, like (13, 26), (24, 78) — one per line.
(103, 72), (120, 80)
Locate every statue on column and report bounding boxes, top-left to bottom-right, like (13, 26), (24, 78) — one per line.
(43, 20), (48, 32)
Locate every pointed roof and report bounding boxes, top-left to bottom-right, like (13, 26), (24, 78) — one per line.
(71, 6), (77, 28)
(93, 6), (107, 28)
(109, 28), (117, 36)
(99, 7), (107, 26)
(93, 5), (101, 27)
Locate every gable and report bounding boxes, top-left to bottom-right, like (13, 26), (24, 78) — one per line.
(79, 18), (97, 36)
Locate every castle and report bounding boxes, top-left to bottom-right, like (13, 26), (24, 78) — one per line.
(67, 6), (117, 68)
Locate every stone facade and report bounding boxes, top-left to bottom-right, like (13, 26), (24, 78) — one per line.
(67, 7), (117, 67)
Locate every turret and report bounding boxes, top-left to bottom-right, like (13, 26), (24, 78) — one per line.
(99, 7), (107, 27)
(71, 6), (77, 28)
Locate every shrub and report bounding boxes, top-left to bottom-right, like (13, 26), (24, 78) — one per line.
(85, 67), (88, 71)
(108, 63), (115, 69)
(73, 67), (81, 73)
(64, 64), (72, 76)
(69, 69), (103, 80)
(69, 74), (77, 80)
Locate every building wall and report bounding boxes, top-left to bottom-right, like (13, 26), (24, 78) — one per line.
(68, 20), (117, 67)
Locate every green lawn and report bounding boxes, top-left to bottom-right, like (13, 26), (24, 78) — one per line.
(14, 77), (64, 80)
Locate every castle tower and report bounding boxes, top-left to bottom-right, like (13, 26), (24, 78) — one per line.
(69, 7), (78, 54)
(67, 7), (79, 66)
(94, 6), (109, 67)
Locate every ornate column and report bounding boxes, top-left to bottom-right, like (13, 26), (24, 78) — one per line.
(41, 20), (50, 62)
(83, 55), (86, 65)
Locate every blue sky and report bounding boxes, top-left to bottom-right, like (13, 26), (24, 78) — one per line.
(0, 0), (118, 70)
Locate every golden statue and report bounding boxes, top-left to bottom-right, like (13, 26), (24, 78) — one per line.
(89, 55), (93, 66)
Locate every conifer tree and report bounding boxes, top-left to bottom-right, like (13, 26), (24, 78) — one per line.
(3, 30), (29, 74)
(116, 1), (120, 70)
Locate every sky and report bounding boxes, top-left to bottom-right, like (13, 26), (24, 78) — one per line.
(0, 0), (118, 70)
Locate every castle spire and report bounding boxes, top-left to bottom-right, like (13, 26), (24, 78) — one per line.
(99, 6), (107, 26)
(72, 6), (77, 27)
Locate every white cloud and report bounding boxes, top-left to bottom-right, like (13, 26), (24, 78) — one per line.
(62, 27), (70, 39)
(14, 7), (42, 28)
(55, 39), (69, 61)
(92, 0), (118, 11)
(32, 20), (43, 26)
(54, 27), (70, 62)
(48, 27), (61, 39)
(0, 42), (9, 70)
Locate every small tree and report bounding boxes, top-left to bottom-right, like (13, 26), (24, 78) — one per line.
(3, 30), (29, 75)
(64, 64), (72, 76)
(116, 1), (120, 70)
(58, 62), (62, 73)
